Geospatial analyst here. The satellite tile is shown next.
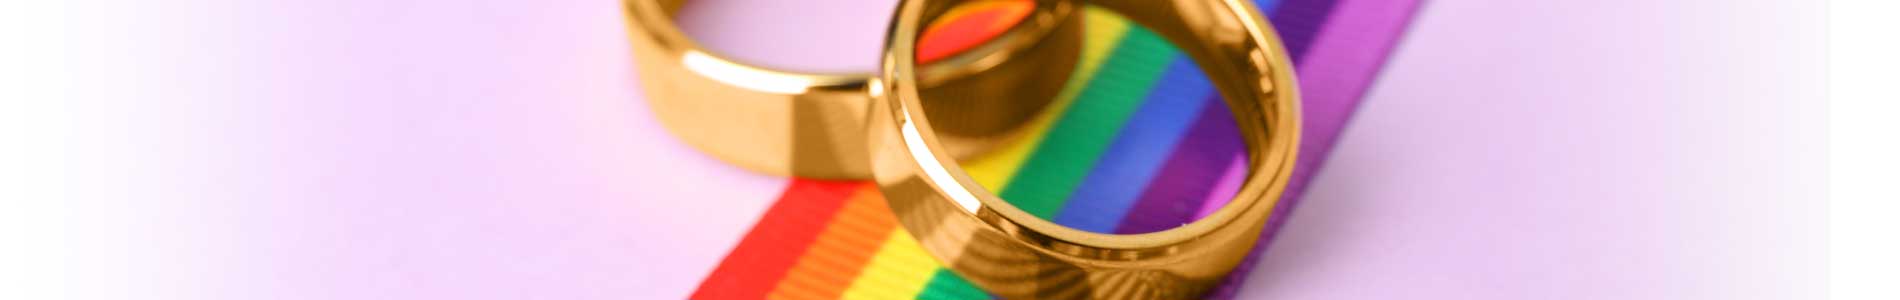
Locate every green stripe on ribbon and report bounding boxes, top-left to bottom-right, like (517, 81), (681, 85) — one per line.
(997, 26), (1176, 219)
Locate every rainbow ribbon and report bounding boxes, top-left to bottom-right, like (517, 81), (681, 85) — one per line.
(691, 0), (1422, 299)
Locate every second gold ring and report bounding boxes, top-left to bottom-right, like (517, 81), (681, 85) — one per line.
(624, 0), (1083, 179)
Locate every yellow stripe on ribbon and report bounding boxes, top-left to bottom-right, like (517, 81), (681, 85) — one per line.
(837, 230), (940, 300)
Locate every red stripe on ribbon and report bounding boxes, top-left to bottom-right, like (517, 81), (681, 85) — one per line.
(691, 180), (864, 300)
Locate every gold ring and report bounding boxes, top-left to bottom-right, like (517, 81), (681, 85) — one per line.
(867, 0), (1300, 297)
(623, 0), (1082, 179)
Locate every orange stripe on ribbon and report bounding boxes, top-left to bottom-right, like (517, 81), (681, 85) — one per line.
(764, 184), (894, 300)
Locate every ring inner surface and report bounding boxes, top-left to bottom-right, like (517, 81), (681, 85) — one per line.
(874, 0), (1295, 296)
(889, 0), (1297, 250)
(667, 0), (1043, 75)
(927, 4), (1252, 235)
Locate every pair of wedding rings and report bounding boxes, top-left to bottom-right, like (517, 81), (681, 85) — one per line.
(626, 0), (1299, 298)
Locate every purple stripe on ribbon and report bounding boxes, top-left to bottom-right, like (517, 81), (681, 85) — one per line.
(1193, 153), (1250, 219)
(1202, 0), (1424, 298)
(1112, 95), (1246, 234)
(1270, 0), (1344, 60)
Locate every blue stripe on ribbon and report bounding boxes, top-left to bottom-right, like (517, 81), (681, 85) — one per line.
(1051, 55), (1216, 232)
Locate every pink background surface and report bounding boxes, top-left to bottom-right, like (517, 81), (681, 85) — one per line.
(68, 0), (1824, 299)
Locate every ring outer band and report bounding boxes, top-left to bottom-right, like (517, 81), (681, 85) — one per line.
(868, 0), (1302, 298)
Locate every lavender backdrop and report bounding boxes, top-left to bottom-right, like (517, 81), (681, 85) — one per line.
(68, 0), (1824, 299)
